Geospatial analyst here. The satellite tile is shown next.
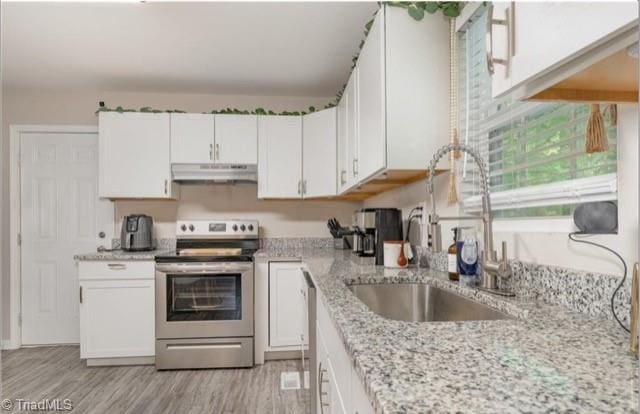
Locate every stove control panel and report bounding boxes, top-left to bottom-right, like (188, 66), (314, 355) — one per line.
(176, 220), (259, 238)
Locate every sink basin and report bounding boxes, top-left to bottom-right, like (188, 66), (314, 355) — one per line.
(348, 283), (512, 322)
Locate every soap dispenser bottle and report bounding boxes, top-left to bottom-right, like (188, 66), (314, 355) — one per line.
(447, 227), (459, 281)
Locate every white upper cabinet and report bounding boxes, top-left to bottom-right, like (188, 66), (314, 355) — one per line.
(334, 5), (449, 196)
(383, 5), (449, 171)
(99, 112), (178, 199)
(356, 10), (386, 181)
(170, 113), (215, 164)
(303, 108), (337, 198)
(170, 113), (258, 165)
(215, 114), (258, 164)
(337, 71), (359, 193)
(257, 116), (303, 199)
(489, 2), (639, 99)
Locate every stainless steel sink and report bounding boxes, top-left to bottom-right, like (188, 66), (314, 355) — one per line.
(348, 283), (512, 322)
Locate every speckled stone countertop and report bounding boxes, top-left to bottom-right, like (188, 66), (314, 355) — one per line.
(74, 249), (171, 261)
(255, 248), (639, 413)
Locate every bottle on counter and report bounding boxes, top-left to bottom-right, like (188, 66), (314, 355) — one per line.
(447, 227), (459, 281)
(456, 227), (478, 286)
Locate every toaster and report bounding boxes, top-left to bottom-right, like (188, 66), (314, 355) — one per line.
(120, 214), (154, 251)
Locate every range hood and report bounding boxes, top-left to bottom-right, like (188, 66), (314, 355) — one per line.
(172, 164), (257, 184)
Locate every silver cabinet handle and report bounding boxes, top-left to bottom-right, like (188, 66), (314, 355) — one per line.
(353, 158), (358, 177)
(340, 170), (346, 185)
(215, 143), (220, 160)
(107, 263), (127, 270)
(79, 286), (83, 304)
(318, 362), (329, 414)
(485, 2), (513, 76)
(303, 180), (307, 195)
(297, 180), (302, 195)
(164, 179), (168, 195)
(209, 143), (213, 160)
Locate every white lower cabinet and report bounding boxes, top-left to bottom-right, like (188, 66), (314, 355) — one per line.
(316, 288), (374, 414)
(268, 262), (307, 348)
(78, 261), (155, 362)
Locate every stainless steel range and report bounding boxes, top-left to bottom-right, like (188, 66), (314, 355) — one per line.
(154, 219), (259, 370)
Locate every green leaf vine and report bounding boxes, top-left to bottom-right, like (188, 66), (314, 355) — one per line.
(96, 2), (460, 116)
(387, 2), (462, 19)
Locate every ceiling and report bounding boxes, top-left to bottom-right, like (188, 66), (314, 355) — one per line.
(1, 2), (378, 97)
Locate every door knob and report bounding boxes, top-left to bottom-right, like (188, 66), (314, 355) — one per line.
(98, 231), (106, 239)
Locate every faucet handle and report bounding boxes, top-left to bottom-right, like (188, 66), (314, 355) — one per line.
(498, 241), (511, 279)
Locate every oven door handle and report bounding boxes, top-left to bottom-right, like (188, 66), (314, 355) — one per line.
(156, 264), (253, 274)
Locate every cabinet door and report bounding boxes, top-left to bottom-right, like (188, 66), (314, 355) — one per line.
(336, 86), (349, 193)
(337, 72), (359, 194)
(268, 262), (305, 348)
(79, 279), (155, 359)
(99, 112), (176, 198)
(327, 359), (348, 414)
(257, 116), (303, 199)
(351, 373), (374, 414)
(357, 9), (386, 181)
(170, 113), (214, 164)
(303, 108), (337, 198)
(492, 2), (638, 98)
(215, 114), (258, 164)
(346, 71), (359, 189)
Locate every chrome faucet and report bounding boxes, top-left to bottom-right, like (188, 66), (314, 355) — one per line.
(426, 144), (513, 296)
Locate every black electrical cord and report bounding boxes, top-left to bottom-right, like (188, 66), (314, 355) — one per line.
(569, 231), (629, 333)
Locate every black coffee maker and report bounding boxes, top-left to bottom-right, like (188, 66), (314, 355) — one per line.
(352, 208), (402, 265)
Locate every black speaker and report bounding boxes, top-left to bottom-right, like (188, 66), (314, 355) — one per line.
(573, 201), (618, 234)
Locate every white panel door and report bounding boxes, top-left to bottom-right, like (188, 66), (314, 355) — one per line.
(21, 132), (114, 345)
(98, 112), (175, 198)
(79, 279), (155, 358)
(268, 262), (305, 348)
(257, 116), (303, 199)
(303, 108), (337, 198)
(357, 9), (386, 181)
(215, 114), (258, 164)
(170, 113), (214, 164)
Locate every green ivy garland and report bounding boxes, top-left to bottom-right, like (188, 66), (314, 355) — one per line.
(96, 2), (460, 116)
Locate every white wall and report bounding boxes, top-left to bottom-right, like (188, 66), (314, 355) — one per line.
(366, 104), (638, 277)
(0, 88), (359, 340)
(116, 184), (357, 240)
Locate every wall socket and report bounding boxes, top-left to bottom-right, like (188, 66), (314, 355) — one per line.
(420, 201), (428, 225)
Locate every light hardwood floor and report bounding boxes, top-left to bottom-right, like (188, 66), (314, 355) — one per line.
(1, 346), (309, 413)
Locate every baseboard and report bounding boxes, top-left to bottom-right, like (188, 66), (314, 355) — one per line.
(1, 340), (18, 350)
(264, 350), (306, 361)
(86, 356), (155, 366)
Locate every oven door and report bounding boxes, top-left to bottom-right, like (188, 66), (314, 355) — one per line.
(155, 262), (253, 339)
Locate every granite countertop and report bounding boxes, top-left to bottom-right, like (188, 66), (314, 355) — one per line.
(255, 248), (639, 413)
(74, 249), (172, 261)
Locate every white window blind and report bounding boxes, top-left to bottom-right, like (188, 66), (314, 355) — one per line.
(458, 7), (617, 217)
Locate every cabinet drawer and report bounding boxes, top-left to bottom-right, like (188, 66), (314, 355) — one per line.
(78, 260), (155, 280)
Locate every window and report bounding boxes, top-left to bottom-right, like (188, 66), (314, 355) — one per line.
(457, 7), (617, 218)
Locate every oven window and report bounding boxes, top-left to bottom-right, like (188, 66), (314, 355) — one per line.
(167, 273), (242, 321)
